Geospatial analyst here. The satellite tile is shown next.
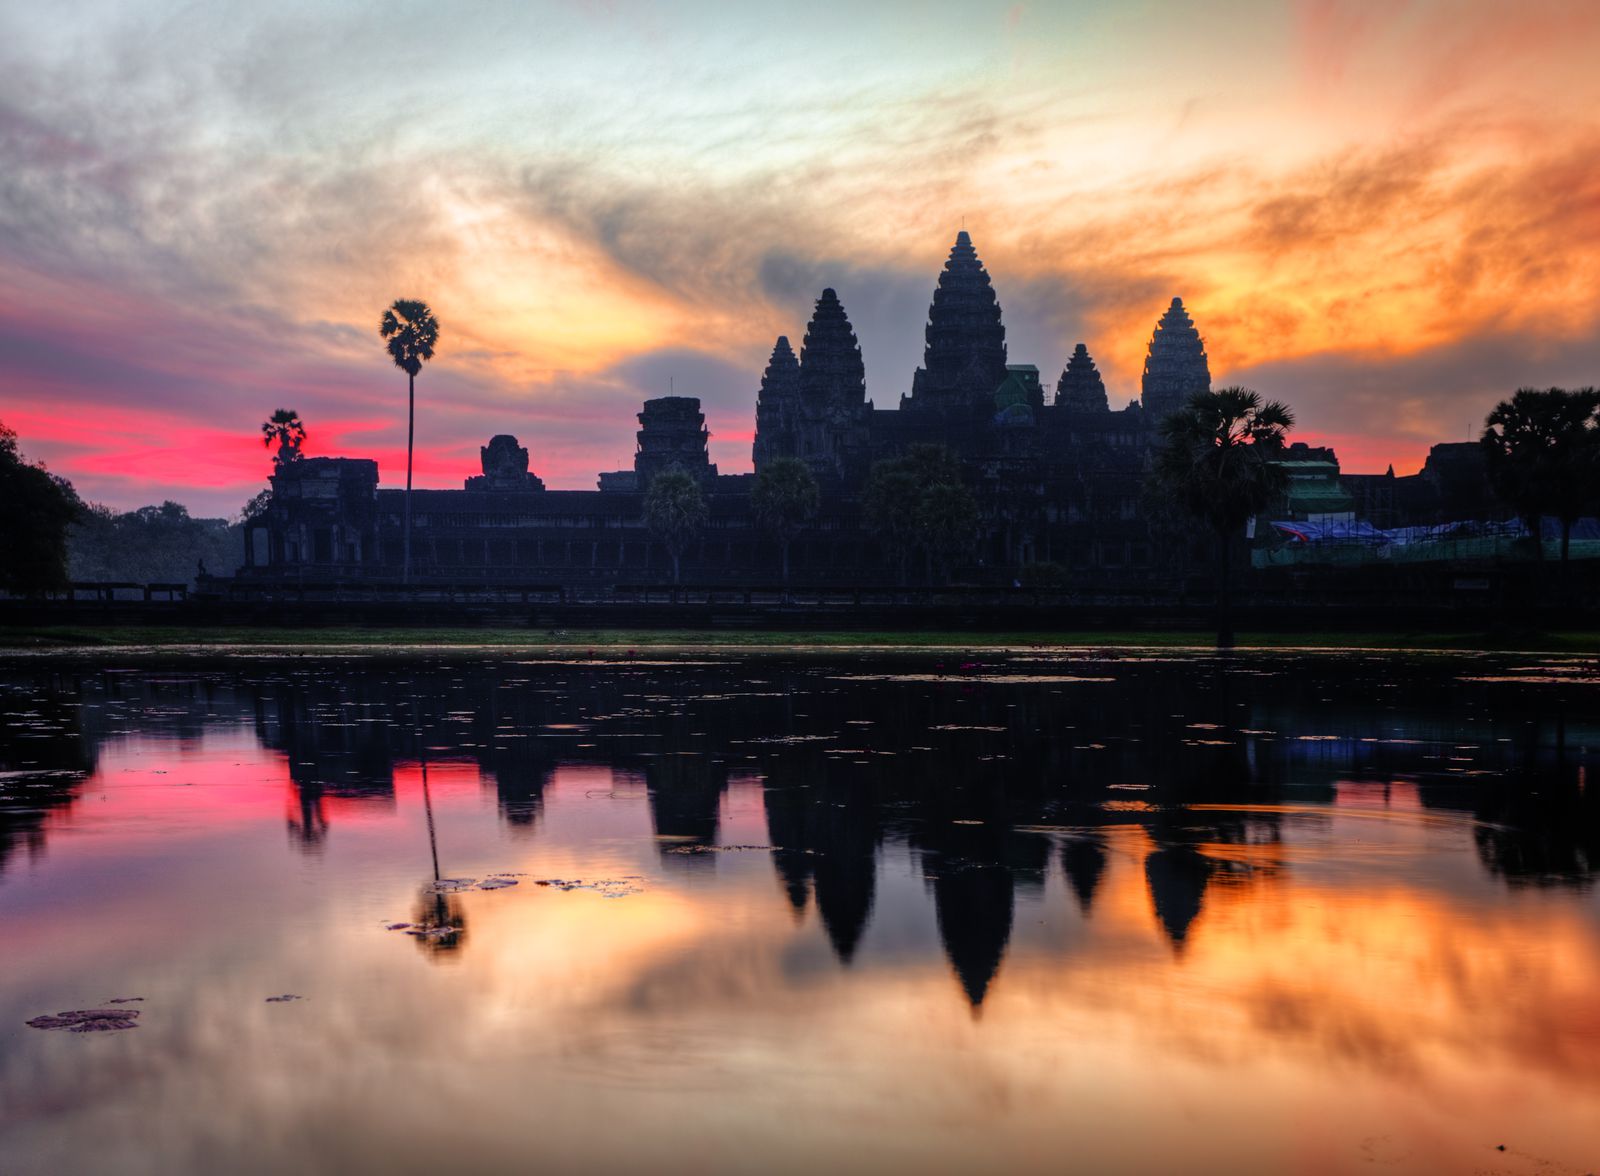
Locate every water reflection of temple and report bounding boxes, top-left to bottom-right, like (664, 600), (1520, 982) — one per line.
(3, 657), (1597, 1003)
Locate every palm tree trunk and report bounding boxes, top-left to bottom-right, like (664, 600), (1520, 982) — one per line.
(421, 755), (439, 883)
(403, 370), (415, 585)
(1216, 527), (1235, 649)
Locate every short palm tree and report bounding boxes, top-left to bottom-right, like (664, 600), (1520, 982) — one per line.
(1481, 387), (1600, 565)
(380, 299), (441, 583)
(260, 409), (306, 467)
(1152, 387), (1293, 647)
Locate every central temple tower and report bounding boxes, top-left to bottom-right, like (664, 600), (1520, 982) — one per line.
(1140, 297), (1211, 422)
(905, 230), (1007, 413)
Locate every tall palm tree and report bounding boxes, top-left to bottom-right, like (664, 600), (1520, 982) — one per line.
(379, 299), (441, 584)
(260, 409), (306, 467)
(1152, 387), (1293, 647)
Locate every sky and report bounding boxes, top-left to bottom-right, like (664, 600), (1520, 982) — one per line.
(2, 0), (1599, 515)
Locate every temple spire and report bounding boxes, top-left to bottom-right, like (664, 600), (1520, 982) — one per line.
(1056, 343), (1108, 413)
(752, 335), (800, 468)
(1140, 297), (1211, 422)
(908, 230), (1007, 411)
(791, 289), (869, 480)
(799, 288), (866, 408)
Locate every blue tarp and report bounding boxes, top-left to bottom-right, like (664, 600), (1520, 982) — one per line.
(1268, 517), (1600, 548)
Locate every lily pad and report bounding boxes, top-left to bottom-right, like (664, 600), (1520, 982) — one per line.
(27, 1008), (140, 1032)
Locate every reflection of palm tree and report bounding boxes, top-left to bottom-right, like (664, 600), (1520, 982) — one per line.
(286, 781), (328, 852)
(1472, 761), (1599, 889)
(410, 889), (468, 957)
(406, 710), (467, 957)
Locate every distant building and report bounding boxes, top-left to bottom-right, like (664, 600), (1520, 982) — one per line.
(1272, 443), (1355, 523)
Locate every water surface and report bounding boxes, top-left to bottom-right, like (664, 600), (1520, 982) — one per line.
(2, 649), (1598, 1174)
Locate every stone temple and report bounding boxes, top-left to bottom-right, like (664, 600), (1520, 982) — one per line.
(239, 230), (1223, 588)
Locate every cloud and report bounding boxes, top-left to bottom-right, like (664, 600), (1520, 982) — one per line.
(3, 0), (1599, 511)
(1229, 327), (1600, 474)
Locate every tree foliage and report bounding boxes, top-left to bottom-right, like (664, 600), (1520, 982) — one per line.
(863, 444), (978, 583)
(750, 457), (819, 582)
(0, 421), (82, 596)
(261, 409), (306, 467)
(379, 300), (440, 377)
(1150, 388), (1293, 645)
(236, 488), (273, 525)
(1153, 388), (1294, 535)
(918, 481), (980, 580)
(1481, 387), (1600, 563)
(69, 501), (241, 585)
(643, 468), (708, 584)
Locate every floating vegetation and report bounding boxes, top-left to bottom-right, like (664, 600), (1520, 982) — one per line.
(1459, 674), (1600, 685)
(738, 734), (834, 745)
(428, 878), (477, 892)
(531, 877), (644, 897)
(264, 994), (303, 1003)
(665, 843), (786, 854)
(832, 673), (1115, 685)
(401, 923), (460, 940)
(27, 1008), (140, 1032)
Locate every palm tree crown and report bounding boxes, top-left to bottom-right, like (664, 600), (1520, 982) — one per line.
(1155, 387), (1294, 534)
(261, 409), (306, 465)
(380, 300), (440, 376)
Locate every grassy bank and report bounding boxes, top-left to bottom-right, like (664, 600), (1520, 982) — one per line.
(3, 625), (1598, 654)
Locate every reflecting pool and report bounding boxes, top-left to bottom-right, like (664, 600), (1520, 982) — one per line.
(2, 648), (1598, 1174)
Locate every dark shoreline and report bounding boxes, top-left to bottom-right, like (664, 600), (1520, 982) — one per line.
(3, 624), (1598, 655)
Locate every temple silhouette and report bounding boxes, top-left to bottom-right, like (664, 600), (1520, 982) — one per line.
(231, 227), (1531, 589)
(236, 231), (1224, 587)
